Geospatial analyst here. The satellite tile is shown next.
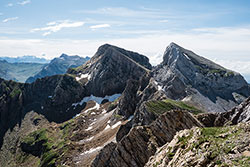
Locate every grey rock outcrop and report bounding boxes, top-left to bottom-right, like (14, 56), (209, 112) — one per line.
(196, 96), (250, 127)
(91, 110), (203, 167)
(153, 42), (250, 112)
(145, 122), (250, 167)
(69, 44), (151, 97)
(0, 44), (152, 149)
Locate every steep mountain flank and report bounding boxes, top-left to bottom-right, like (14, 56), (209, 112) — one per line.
(91, 109), (203, 167)
(0, 75), (86, 148)
(26, 54), (90, 83)
(153, 42), (250, 112)
(68, 44), (151, 97)
(0, 44), (151, 157)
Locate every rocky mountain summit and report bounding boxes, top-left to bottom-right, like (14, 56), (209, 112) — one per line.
(26, 54), (90, 83)
(153, 42), (250, 112)
(68, 44), (151, 97)
(1, 43), (250, 167)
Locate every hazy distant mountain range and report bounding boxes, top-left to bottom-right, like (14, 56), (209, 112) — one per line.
(26, 54), (90, 83)
(0, 54), (90, 83)
(0, 60), (45, 82)
(0, 55), (50, 64)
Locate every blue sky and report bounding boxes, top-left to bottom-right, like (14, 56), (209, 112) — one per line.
(0, 0), (250, 80)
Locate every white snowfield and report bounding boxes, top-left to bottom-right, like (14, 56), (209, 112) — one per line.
(153, 80), (163, 91)
(72, 94), (121, 107)
(128, 115), (134, 121)
(85, 136), (94, 142)
(111, 121), (121, 129)
(104, 121), (122, 131)
(85, 126), (93, 131)
(183, 53), (191, 60)
(83, 102), (100, 113)
(80, 146), (103, 155)
(76, 73), (91, 81)
(104, 124), (111, 130)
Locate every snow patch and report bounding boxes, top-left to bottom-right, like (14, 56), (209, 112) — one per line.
(104, 124), (111, 130)
(80, 146), (103, 155)
(128, 115), (134, 121)
(90, 121), (96, 126)
(85, 126), (93, 131)
(83, 102), (100, 113)
(85, 136), (94, 142)
(76, 73), (91, 81)
(101, 109), (107, 114)
(72, 94), (121, 107)
(111, 121), (121, 129)
(183, 53), (191, 60)
(73, 113), (81, 118)
(153, 81), (163, 91)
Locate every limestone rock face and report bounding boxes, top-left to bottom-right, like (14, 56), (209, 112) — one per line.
(0, 44), (152, 149)
(69, 44), (151, 97)
(2, 43), (250, 167)
(145, 123), (250, 167)
(196, 96), (250, 127)
(153, 42), (250, 112)
(227, 96), (250, 123)
(91, 110), (203, 167)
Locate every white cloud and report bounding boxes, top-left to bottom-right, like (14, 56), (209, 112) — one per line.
(18, 0), (31, 5)
(6, 3), (13, 7)
(31, 20), (85, 36)
(90, 24), (110, 30)
(77, 7), (168, 19)
(1, 25), (250, 80)
(0, 39), (95, 60)
(0, 13), (3, 16)
(2, 17), (19, 23)
(215, 60), (250, 76)
(159, 20), (169, 23)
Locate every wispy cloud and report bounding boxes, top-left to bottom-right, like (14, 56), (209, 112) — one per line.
(0, 13), (3, 16)
(77, 7), (169, 19)
(18, 0), (31, 6)
(159, 20), (169, 23)
(31, 20), (85, 36)
(1, 25), (250, 80)
(6, 3), (13, 7)
(2, 17), (19, 23)
(90, 24), (110, 30)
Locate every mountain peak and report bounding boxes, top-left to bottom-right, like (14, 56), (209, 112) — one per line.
(95, 43), (116, 56)
(60, 53), (69, 59)
(154, 43), (249, 111)
(169, 42), (181, 48)
(93, 44), (152, 70)
(162, 43), (227, 72)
